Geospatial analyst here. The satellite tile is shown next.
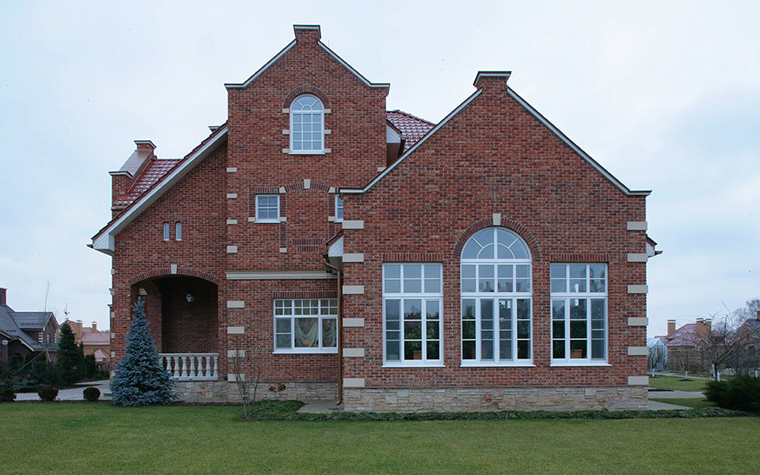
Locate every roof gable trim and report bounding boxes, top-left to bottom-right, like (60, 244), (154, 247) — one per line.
(506, 88), (650, 197)
(225, 40), (297, 89)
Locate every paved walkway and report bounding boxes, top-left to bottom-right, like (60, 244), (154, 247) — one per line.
(15, 380), (111, 401)
(647, 390), (705, 399)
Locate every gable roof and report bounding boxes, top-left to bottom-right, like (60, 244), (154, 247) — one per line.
(13, 312), (55, 331)
(0, 305), (47, 351)
(343, 79), (651, 197)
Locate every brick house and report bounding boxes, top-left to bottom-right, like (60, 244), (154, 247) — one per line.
(663, 319), (711, 374)
(65, 320), (111, 368)
(91, 25), (655, 411)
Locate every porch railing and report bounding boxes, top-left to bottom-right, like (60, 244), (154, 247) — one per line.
(159, 353), (219, 381)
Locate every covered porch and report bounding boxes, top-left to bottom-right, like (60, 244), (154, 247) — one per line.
(132, 274), (219, 381)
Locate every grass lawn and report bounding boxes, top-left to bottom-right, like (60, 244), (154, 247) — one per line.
(1, 404), (758, 475)
(649, 398), (716, 409)
(648, 375), (709, 392)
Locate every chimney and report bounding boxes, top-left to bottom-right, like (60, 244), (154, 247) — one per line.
(110, 140), (157, 216)
(92, 321), (98, 332)
(667, 319), (676, 336)
(0, 288), (6, 306)
(696, 318), (709, 339)
(756, 310), (760, 321)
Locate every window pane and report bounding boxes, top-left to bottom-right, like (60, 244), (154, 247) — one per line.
(426, 321), (439, 339)
(405, 264), (422, 278)
(463, 341), (476, 360)
(553, 340), (565, 359)
(404, 299), (422, 320)
(427, 341), (440, 360)
(385, 280), (401, 293)
(385, 264), (401, 279)
(570, 340), (587, 359)
(276, 334), (291, 348)
(386, 299), (400, 322)
(276, 318), (291, 333)
(462, 321), (476, 339)
(405, 341), (422, 360)
(550, 264), (566, 279)
(426, 300), (440, 320)
(386, 340), (400, 361)
(404, 278), (422, 293)
(569, 278), (586, 293)
(570, 299), (587, 319)
(295, 318), (318, 347)
(322, 319), (337, 348)
(424, 278), (440, 294)
(517, 340), (530, 359)
(404, 321), (422, 339)
(570, 321), (587, 338)
(553, 321), (565, 338)
(462, 299), (476, 319)
(499, 335), (512, 359)
(517, 321), (530, 339)
(551, 280), (567, 293)
(479, 265), (494, 292)
(569, 265), (587, 278)
(591, 339), (605, 359)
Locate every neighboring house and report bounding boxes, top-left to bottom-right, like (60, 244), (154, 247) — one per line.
(664, 319), (711, 374)
(732, 311), (760, 374)
(0, 288), (59, 363)
(65, 320), (111, 368)
(647, 337), (668, 373)
(91, 25), (656, 411)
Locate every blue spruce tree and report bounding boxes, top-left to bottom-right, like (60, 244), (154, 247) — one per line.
(110, 298), (175, 406)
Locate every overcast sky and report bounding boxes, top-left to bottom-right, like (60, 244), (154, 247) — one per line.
(1, 1), (758, 337)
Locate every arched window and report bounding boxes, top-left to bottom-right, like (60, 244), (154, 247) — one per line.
(290, 94), (324, 153)
(461, 227), (532, 365)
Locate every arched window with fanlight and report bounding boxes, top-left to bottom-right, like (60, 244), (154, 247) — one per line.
(290, 94), (324, 153)
(461, 227), (532, 365)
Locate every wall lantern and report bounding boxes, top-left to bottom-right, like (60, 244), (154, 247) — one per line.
(186, 293), (195, 303)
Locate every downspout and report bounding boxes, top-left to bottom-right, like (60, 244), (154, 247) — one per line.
(322, 254), (344, 405)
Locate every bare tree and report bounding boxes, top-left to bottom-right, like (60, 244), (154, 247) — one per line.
(229, 340), (262, 419)
(671, 347), (694, 380)
(702, 315), (741, 381)
(648, 344), (665, 377)
(731, 298), (760, 327)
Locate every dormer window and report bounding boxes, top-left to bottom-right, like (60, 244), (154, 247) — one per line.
(290, 95), (324, 154)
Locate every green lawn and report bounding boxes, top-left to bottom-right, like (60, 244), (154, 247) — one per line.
(649, 398), (716, 409)
(648, 375), (709, 392)
(1, 404), (758, 475)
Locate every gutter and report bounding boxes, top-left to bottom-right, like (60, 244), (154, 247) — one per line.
(321, 254), (344, 405)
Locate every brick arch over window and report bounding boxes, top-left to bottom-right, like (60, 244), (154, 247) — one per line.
(127, 268), (222, 286)
(451, 217), (542, 260)
(283, 85), (332, 110)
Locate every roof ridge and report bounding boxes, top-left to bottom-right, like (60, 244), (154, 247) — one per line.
(387, 109), (435, 126)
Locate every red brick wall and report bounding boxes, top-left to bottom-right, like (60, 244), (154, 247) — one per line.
(111, 143), (227, 365)
(340, 78), (647, 388)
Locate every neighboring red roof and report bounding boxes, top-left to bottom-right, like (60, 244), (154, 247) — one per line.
(665, 324), (702, 347)
(386, 110), (435, 151)
(114, 158), (182, 207)
(81, 331), (110, 346)
(93, 348), (110, 363)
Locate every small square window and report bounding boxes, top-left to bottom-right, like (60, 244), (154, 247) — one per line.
(335, 195), (344, 222)
(256, 195), (280, 223)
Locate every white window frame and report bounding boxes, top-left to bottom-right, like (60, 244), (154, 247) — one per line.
(175, 222), (182, 241)
(255, 195), (280, 223)
(163, 222), (170, 241)
(335, 195), (344, 222)
(383, 263), (444, 367)
(273, 298), (338, 354)
(460, 227), (534, 367)
(289, 94), (325, 154)
(550, 263), (609, 366)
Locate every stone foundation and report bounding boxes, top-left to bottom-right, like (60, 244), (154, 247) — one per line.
(172, 381), (338, 403)
(342, 386), (648, 412)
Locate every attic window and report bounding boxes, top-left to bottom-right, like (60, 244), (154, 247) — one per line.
(290, 95), (324, 154)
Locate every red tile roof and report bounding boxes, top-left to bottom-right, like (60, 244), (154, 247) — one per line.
(81, 331), (110, 346)
(386, 110), (435, 152)
(114, 158), (182, 207)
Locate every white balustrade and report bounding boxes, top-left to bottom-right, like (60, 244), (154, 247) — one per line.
(159, 353), (219, 381)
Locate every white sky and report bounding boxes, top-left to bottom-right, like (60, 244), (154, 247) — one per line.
(1, 1), (758, 337)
